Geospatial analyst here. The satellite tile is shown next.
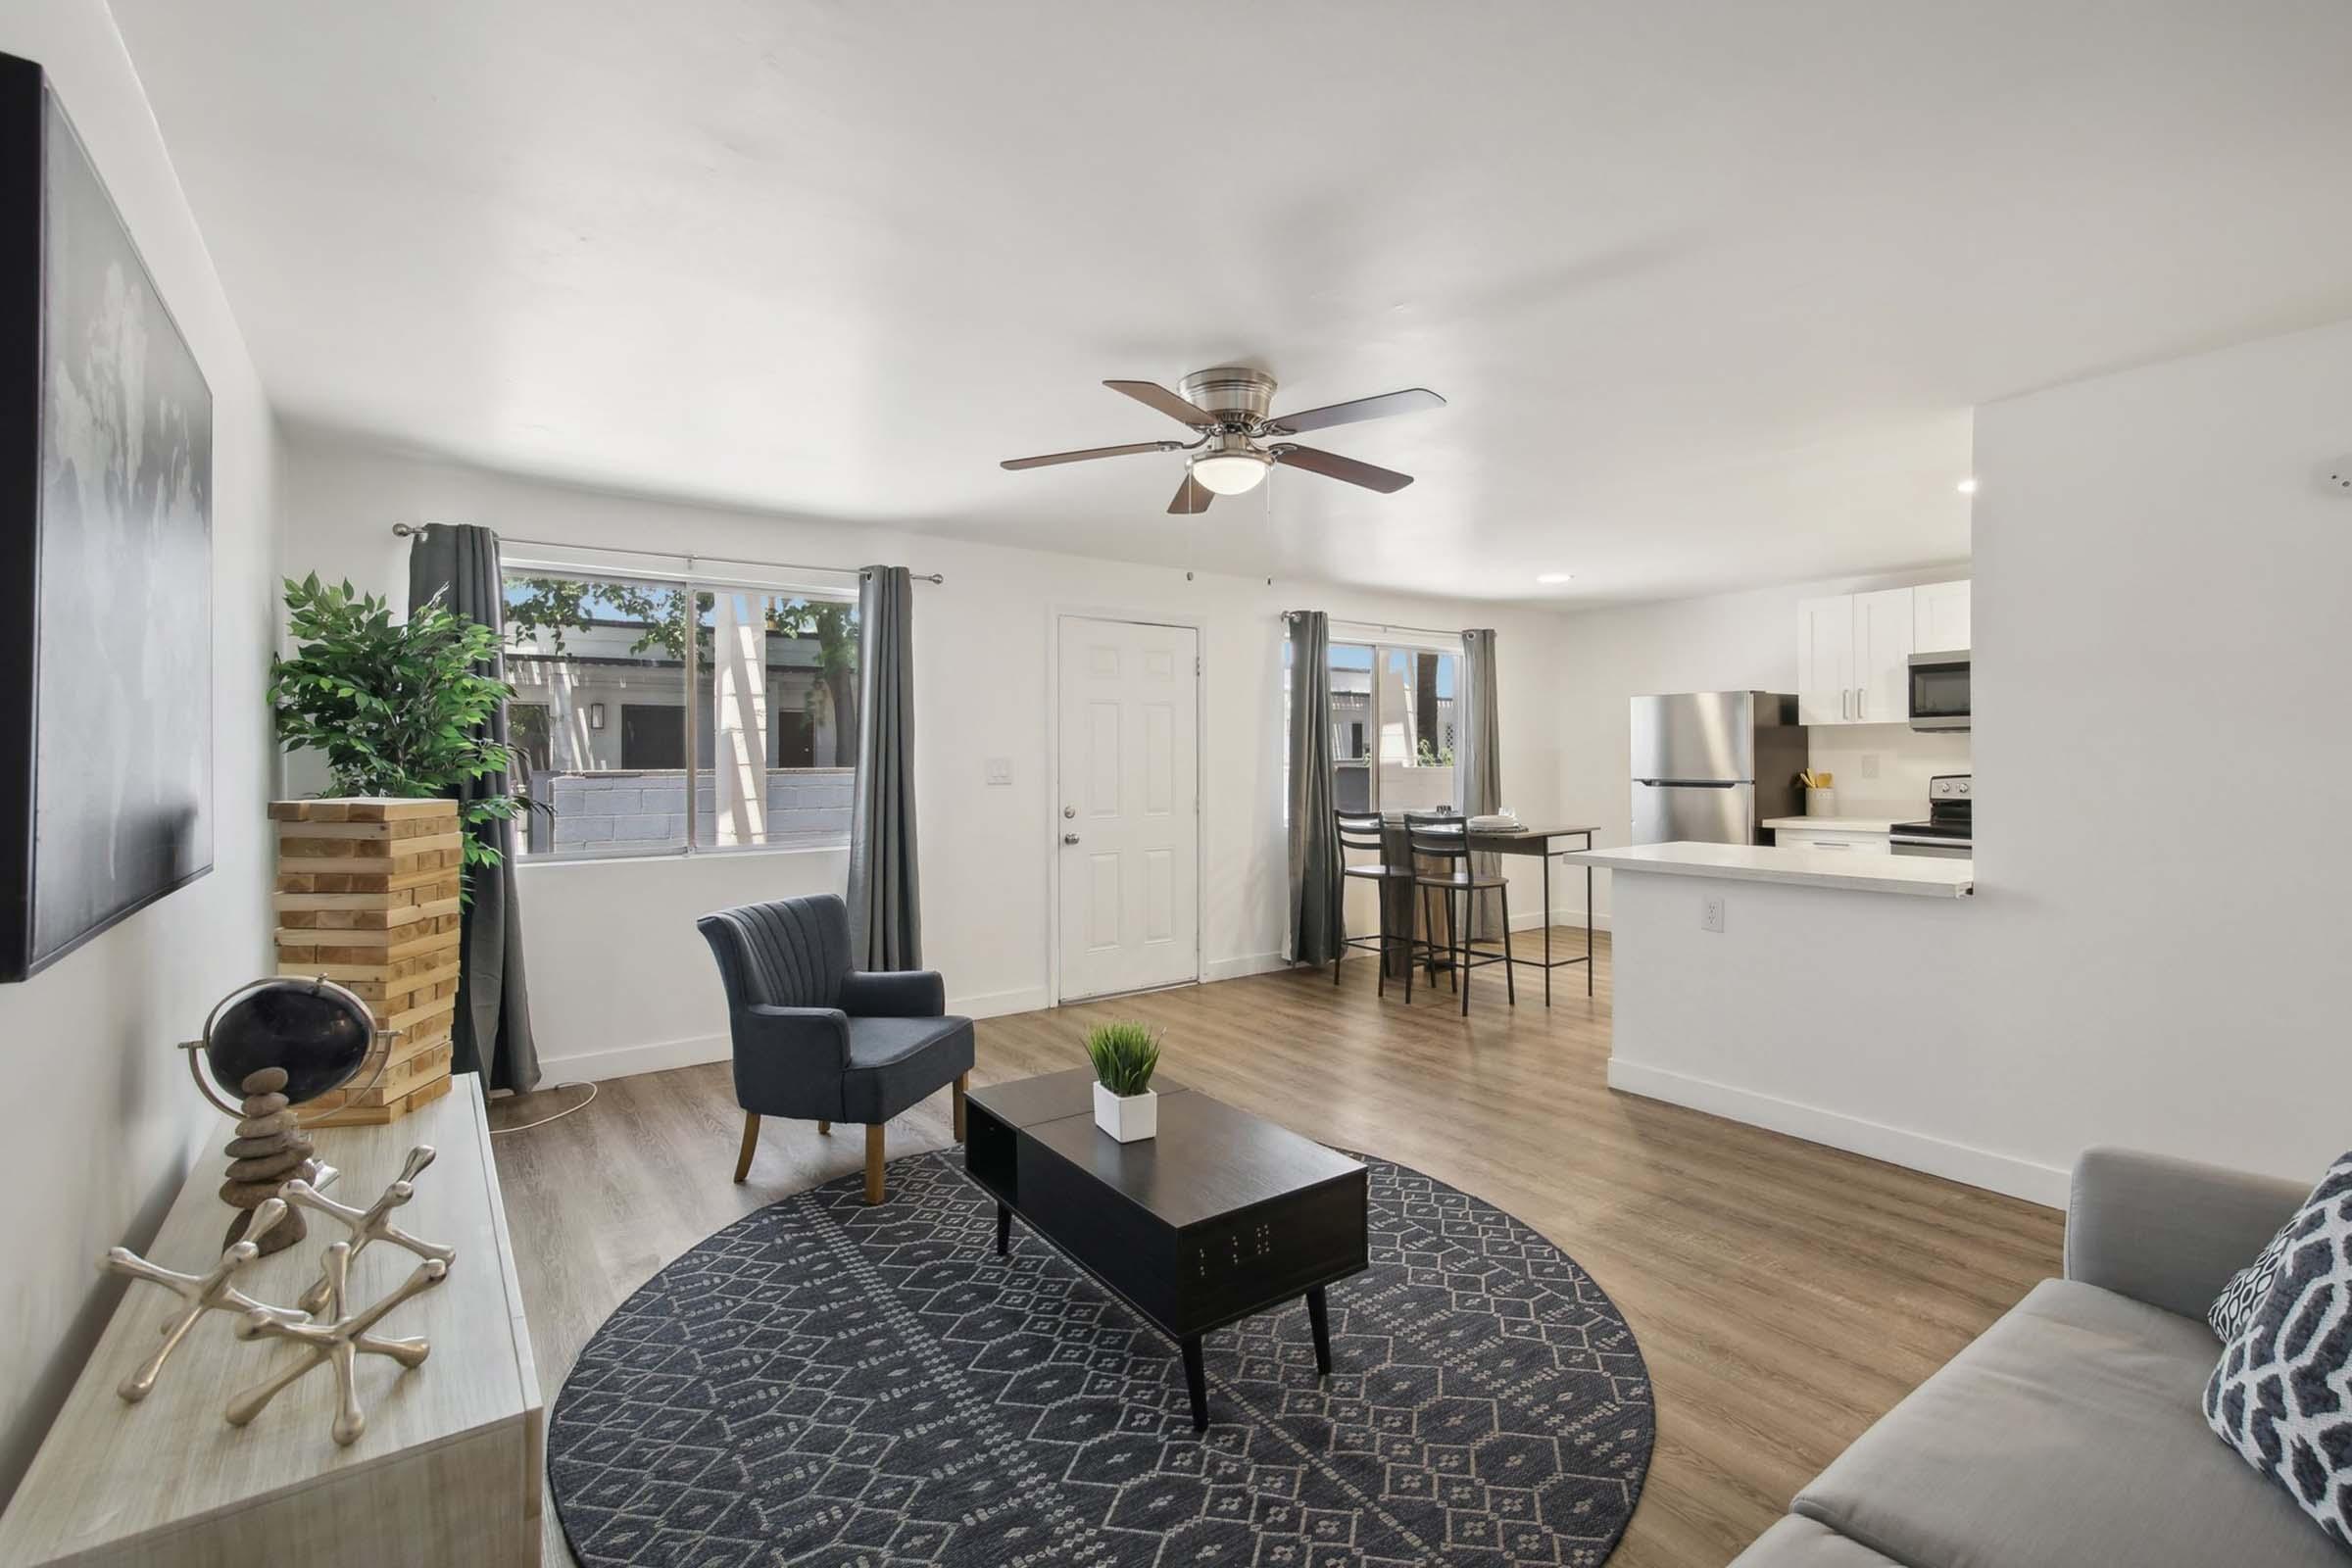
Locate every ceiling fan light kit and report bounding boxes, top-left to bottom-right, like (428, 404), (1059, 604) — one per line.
(1003, 366), (1444, 514)
(1189, 436), (1271, 496)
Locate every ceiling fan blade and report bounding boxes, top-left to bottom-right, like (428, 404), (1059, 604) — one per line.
(1105, 379), (1224, 429)
(1261, 387), (1446, 437)
(1001, 440), (1179, 470)
(1167, 471), (1215, 514)
(1272, 444), (1414, 494)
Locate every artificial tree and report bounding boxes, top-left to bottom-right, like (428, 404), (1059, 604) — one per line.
(268, 574), (523, 877)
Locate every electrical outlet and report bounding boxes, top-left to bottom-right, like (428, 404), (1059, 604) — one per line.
(1858, 753), (1881, 780)
(1700, 894), (1725, 933)
(984, 757), (1012, 785)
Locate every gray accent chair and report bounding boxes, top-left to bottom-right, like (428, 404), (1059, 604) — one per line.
(697, 894), (973, 1203)
(1732, 1147), (2327, 1567)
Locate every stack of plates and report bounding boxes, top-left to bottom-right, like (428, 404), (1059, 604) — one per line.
(1467, 814), (1526, 833)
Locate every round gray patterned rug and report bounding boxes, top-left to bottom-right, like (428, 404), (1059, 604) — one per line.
(549, 1149), (1654, 1567)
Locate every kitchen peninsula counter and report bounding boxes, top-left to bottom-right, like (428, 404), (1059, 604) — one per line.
(1565, 839), (2051, 1205)
(1566, 841), (1973, 898)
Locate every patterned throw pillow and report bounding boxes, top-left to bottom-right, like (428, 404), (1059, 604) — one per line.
(2204, 1152), (2352, 1550)
(2211, 1223), (2294, 1340)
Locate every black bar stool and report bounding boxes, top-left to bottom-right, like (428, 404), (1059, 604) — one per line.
(1334, 809), (1414, 997)
(1404, 809), (1515, 1015)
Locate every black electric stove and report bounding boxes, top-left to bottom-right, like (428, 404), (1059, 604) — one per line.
(1891, 774), (1971, 858)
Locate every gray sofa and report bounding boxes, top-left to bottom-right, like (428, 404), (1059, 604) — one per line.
(1734, 1147), (2333, 1568)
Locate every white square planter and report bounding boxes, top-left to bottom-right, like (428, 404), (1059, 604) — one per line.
(1093, 1082), (1158, 1143)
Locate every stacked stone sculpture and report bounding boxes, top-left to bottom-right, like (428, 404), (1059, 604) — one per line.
(218, 1066), (321, 1255)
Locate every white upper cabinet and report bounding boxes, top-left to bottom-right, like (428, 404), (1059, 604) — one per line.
(1797, 579), (1966, 725)
(1914, 578), (1972, 654)
(1796, 595), (1856, 725)
(1853, 587), (1915, 724)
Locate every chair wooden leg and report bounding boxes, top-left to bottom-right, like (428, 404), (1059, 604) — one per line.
(733, 1112), (760, 1184)
(863, 1124), (886, 1204)
(817, 1119), (831, 1135)
(953, 1072), (969, 1142)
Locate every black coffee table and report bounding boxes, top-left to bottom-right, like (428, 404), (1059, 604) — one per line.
(962, 1069), (1368, 1430)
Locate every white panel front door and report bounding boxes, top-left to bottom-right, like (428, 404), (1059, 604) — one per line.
(1056, 617), (1200, 1001)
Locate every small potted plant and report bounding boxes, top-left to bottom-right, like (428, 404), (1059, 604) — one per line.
(1086, 1020), (1162, 1143)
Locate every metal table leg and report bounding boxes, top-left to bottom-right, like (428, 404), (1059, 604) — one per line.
(1542, 852), (1552, 1005)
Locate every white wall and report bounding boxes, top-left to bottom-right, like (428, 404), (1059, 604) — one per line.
(1966, 316), (2352, 1187)
(0, 0), (280, 1503)
(276, 433), (1569, 1080)
(1592, 317), (2352, 1203)
(1550, 565), (1969, 920)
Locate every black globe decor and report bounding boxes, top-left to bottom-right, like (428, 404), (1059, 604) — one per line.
(186, 976), (375, 1113)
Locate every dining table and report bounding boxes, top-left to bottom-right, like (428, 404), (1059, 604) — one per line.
(1373, 817), (1600, 1003)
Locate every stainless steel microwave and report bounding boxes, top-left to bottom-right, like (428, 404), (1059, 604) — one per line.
(1908, 651), (1970, 731)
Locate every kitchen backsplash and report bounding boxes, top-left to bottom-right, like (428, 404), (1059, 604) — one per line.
(1803, 725), (1971, 815)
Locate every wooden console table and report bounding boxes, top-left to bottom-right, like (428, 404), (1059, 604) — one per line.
(0, 1074), (540, 1567)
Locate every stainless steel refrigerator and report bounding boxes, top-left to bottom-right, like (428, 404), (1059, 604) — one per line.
(1629, 691), (1806, 846)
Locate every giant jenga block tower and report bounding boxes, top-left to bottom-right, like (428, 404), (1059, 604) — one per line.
(270, 798), (464, 1125)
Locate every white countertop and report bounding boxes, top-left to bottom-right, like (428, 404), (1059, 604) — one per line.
(1761, 815), (1904, 833)
(1565, 841), (1974, 898)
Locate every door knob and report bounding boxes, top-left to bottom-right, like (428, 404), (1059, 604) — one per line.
(1063, 833), (1081, 845)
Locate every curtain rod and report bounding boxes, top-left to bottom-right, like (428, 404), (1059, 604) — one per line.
(389, 522), (943, 583)
(1283, 609), (1468, 640)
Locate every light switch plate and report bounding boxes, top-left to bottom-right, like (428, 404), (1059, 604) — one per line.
(984, 757), (1013, 785)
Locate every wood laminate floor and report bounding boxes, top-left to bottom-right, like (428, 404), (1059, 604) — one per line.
(493, 932), (2063, 1567)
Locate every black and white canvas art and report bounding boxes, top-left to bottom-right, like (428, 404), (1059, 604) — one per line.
(0, 55), (213, 982)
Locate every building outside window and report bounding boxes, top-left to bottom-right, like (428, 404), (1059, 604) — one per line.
(1329, 641), (1458, 812)
(497, 562), (859, 858)
(1285, 632), (1461, 816)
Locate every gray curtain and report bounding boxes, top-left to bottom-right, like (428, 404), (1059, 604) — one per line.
(1286, 612), (1342, 966)
(407, 524), (540, 1093)
(848, 565), (921, 969)
(1460, 628), (1504, 938)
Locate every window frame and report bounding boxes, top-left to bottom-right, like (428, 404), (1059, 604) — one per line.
(497, 544), (861, 864)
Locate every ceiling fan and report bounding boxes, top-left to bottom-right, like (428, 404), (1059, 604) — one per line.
(1000, 367), (1446, 514)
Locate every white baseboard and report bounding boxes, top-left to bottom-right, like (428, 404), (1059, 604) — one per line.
(1204, 952), (1289, 983)
(1510, 908), (1609, 933)
(538, 987), (1050, 1085)
(950, 986), (1051, 1020)
(1605, 1056), (2068, 1208)
(538, 1030), (731, 1085)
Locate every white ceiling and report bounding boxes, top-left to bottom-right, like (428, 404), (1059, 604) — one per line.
(113, 1), (2352, 605)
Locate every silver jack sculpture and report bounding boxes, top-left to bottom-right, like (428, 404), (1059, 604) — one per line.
(279, 1146), (457, 1315)
(100, 1145), (458, 1446)
(100, 1199), (308, 1402)
(228, 1242), (445, 1446)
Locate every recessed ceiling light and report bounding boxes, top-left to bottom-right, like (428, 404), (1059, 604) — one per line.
(1955, 477), (1980, 495)
(1535, 572), (1574, 584)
